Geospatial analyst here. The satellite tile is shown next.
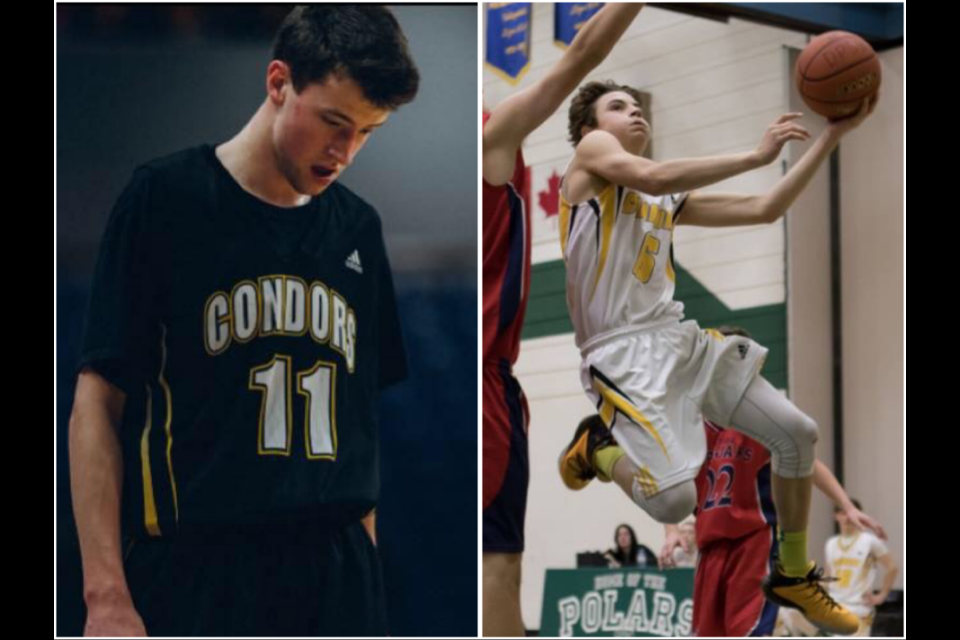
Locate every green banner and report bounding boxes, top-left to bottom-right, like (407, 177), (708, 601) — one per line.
(540, 567), (694, 637)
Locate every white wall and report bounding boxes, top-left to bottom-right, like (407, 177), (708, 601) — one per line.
(838, 47), (905, 587)
(785, 43), (904, 591)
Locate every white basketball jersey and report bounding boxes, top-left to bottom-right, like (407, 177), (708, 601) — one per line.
(826, 532), (889, 617)
(559, 179), (688, 349)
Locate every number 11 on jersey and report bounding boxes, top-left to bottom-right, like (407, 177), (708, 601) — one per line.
(249, 355), (337, 460)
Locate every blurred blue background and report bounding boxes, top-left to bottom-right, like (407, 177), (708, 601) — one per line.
(56, 5), (477, 637)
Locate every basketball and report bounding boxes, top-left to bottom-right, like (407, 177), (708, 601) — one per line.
(796, 31), (881, 120)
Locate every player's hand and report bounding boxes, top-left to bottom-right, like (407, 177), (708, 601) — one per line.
(753, 113), (811, 166)
(844, 506), (888, 541)
(84, 598), (147, 637)
(826, 95), (877, 139)
(658, 529), (688, 569)
(862, 591), (887, 607)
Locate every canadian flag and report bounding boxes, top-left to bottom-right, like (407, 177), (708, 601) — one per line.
(531, 162), (567, 244)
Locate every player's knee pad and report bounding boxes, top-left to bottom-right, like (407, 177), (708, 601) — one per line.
(632, 479), (697, 524)
(769, 412), (818, 479)
(731, 376), (820, 479)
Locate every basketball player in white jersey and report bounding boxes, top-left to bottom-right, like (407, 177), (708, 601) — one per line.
(825, 499), (898, 636)
(556, 80), (875, 634)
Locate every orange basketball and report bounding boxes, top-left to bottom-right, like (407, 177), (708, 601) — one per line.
(796, 31), (881, 120)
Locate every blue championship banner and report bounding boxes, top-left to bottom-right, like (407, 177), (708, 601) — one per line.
(486, 3), (532, 84)
(555, 3), (604, 48)
(540, 567), (694, 637)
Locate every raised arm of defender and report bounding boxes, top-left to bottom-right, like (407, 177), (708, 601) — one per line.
(483, 4), (644, 186)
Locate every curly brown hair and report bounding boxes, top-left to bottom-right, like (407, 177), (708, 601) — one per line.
(568, 80), (645, 147)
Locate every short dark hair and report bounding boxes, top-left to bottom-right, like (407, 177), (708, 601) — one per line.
(272, 5), (420, 110)
(568, 80), (645, 147)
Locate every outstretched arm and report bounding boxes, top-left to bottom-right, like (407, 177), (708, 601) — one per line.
(580, 111), (814, 198)
(678, 98), (876, 227)
(812, 459), (888, 540)
(483, 3), (644, 185)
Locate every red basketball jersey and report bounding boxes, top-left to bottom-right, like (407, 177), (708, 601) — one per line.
(695, 422), (776, 549)
(482, 112), (530, 365)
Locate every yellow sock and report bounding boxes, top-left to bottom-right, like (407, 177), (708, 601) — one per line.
(592, 445), (625, 483)
(779, 529), (811, 577)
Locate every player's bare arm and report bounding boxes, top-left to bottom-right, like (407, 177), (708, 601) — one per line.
(483, 3), (644, 186)
(864, 554), (898, 606)
(69, 369), (146, 637)
(574, 123), (779, 198)
(678, 98), (876, 228)
(811, 459), (887, 541)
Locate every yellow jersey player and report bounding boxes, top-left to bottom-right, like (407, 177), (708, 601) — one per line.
(825, 499), (898, 636)
(557, 80), (875, 634)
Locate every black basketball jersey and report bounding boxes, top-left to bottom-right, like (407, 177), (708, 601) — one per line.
(79, 145), (407, 536)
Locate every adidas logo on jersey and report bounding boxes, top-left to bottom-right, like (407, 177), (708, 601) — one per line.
(345, 250), (363, 275)
(738, 343), (750, 360)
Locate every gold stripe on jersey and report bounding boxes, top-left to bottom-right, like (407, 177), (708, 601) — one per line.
(140, 325), (179, 536)
(140, 384), (161, 536)
(590, 185), (617, 302)
(559, 198), (572, 255)
(705, 328), (725, 342)
(159, 324), (179, 524)
(635, 465), (660, 498)
(591, 367), (671, 463)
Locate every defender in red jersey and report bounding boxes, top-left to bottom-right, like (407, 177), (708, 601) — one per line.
(482, 4), (645, 635)
(665, 423), (884, 637)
